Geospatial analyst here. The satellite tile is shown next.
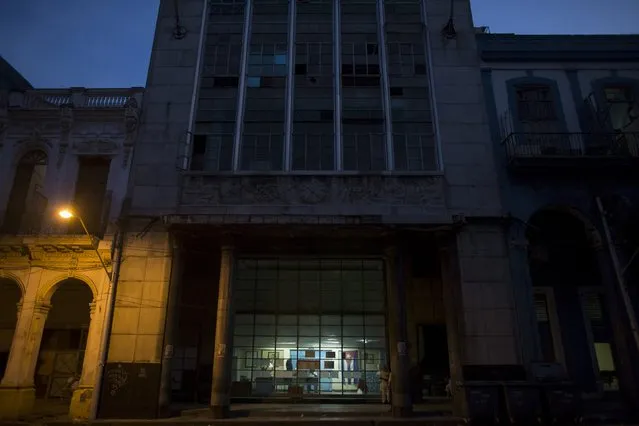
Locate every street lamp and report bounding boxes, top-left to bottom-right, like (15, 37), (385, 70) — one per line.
(57, 207), (112, 279)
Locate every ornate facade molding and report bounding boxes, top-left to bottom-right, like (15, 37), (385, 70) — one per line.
(73, 138), (119, 155)
(123, 97), (140, 167)
(181, 175), (445, 208)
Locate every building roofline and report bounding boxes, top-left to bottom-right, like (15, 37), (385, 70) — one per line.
(476, 33), (639, 62)
(0, 55), (33, 90)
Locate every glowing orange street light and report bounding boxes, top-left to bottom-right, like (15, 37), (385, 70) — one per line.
(57, 207), (111, 279)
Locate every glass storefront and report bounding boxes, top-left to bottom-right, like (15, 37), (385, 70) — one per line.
(232, 258), (387, 397)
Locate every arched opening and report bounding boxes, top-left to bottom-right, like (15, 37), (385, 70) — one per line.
(1, 150), (48, 234)
(0, 278), (22, 380)
(527, 208), (619, 394)
(34, 279), (93, 414)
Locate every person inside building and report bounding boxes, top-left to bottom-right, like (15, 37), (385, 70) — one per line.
(379, 364), (392, 404)
(356, 378), (368, 395)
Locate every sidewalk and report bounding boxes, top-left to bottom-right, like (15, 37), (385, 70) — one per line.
(0, 402), (459, 426)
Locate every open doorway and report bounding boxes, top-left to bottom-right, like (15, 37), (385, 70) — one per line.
(34, 279), (92, 414)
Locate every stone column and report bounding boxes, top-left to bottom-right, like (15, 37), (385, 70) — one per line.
(158, 239), (184, 417)
(69, 300), (106, 420)
(437, 233), (468, 418)
(0, 301), (51, 419)
(507, 224), (541, 366)
(385, 246), (412, 417)
(210, 246), (235, 419)
(594, 247), (639, 407)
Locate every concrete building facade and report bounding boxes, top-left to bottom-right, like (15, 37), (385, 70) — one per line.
(479, 33), (639, 418)
(96, 0), (517, 420)
(0, 57), (144, 420)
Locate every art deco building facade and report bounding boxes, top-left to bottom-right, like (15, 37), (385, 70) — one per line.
(95, 0), (514, 420)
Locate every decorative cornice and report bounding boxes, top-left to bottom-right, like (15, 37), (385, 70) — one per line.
(34, 302), (52, 315)
(477, 33), (639, 63)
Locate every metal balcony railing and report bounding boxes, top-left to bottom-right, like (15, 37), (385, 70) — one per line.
(503, 132), (639, 163)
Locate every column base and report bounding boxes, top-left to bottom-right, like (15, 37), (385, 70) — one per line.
(391, 405), (412, 417)
(69, 386), (95, 420)
(0, 386), (35, 419)
(210, 405), (230, 419)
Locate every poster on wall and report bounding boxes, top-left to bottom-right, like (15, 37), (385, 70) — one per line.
(342, 351), (358, 385)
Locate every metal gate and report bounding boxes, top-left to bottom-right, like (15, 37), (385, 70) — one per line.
(43, 328), (88, 401)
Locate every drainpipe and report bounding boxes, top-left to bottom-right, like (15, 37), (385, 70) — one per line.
(89, 224), (125, 420)
(595, 196), (639, 354)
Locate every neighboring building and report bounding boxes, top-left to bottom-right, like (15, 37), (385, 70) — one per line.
(97, 0), (514, 420)
(0, 56), (143, 420)
(479, 33), (639, 418)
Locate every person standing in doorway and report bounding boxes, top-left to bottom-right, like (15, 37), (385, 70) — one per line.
(379, 364), (392, 404)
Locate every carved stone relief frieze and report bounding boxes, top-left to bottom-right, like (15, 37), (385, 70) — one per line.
(12, 124), (53, 153)
(180, 175), (445, 209)
(73, 138), (119, 155)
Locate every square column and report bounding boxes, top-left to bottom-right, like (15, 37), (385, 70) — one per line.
(385, 246), (412, 417)
(0, 302), (51, 419)
(210, 246), (235, 419)
(69, 300), (106, 420)
(594, 246), (639, 407)
(437, 225), (521, 417)
(158, 239), (184, 417)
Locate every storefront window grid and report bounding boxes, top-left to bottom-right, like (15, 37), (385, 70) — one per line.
(232, 257), (387, 396)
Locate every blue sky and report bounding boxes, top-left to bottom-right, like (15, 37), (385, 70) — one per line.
(0, 0), (637, 88)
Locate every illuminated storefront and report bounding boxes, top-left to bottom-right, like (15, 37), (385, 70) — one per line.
(230, 258), (387, 397)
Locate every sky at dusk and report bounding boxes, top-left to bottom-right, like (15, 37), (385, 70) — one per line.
(0, 0), (637, 88)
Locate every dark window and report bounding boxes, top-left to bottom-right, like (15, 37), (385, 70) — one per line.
(190, 134), (233, 172)
(343, 117), (383, 125)
(390, 87), (404, 97)
(604, 86), (637, 131)
(295, 64), (307, 75)
(516, 86), (556, 121)
(190, 135), (207, 171)
(213, 77), (239, 87)
(414, 64), (427, 75)
(341, 64), (354, 75)
(2, 150), (48, 234)
(320, 110), (333, 121)
(69, 157), (111, 237)
(366, 43), (379, 55)
(193, 135), (207, 154)
(261, 77), (286, 88)
(342, 76), (379, 87)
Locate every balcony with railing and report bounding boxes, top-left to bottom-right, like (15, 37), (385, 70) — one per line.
(6, 87), (143, 110)
(502, 132), (639, 171)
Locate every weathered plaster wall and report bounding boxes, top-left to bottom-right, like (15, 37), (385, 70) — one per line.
(128, 0), (204, 215)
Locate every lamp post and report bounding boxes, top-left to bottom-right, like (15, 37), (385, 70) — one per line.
(58, 208), (112, 279)
(58, 207), (122, 420)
